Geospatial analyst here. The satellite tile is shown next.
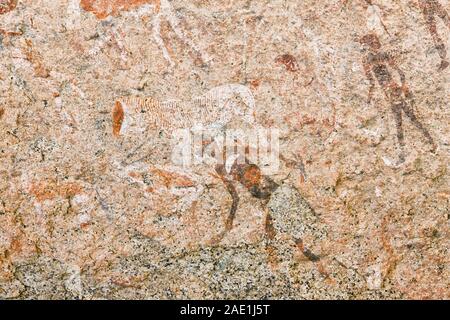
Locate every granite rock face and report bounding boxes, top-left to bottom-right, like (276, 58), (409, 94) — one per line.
(0, 0), (448, 299)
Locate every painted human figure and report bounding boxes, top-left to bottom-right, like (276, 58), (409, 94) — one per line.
(360, 34), (436, 164)
(418, 0), (450, 70)
(79, 0), (210, 66)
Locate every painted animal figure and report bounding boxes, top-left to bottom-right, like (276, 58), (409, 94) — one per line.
(110, 84), (323, 268)
(212, 153), (324, 271)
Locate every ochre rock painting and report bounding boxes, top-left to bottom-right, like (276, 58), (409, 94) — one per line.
(0, 0), (447, 300)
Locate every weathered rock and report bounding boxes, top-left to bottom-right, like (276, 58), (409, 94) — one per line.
(0, 0), (448, 299)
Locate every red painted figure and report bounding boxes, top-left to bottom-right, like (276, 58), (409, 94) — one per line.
(418, 0), (450, 70)
(361, 34), (436, 164)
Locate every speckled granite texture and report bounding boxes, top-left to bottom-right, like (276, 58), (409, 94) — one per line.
(0, 0), (448, 299)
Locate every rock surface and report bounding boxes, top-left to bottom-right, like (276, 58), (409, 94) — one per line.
(0, 0), (448, 299)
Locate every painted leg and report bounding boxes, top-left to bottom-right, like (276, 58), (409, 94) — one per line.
(401, 101), (436, 151)
(391, 103), (405, 164)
